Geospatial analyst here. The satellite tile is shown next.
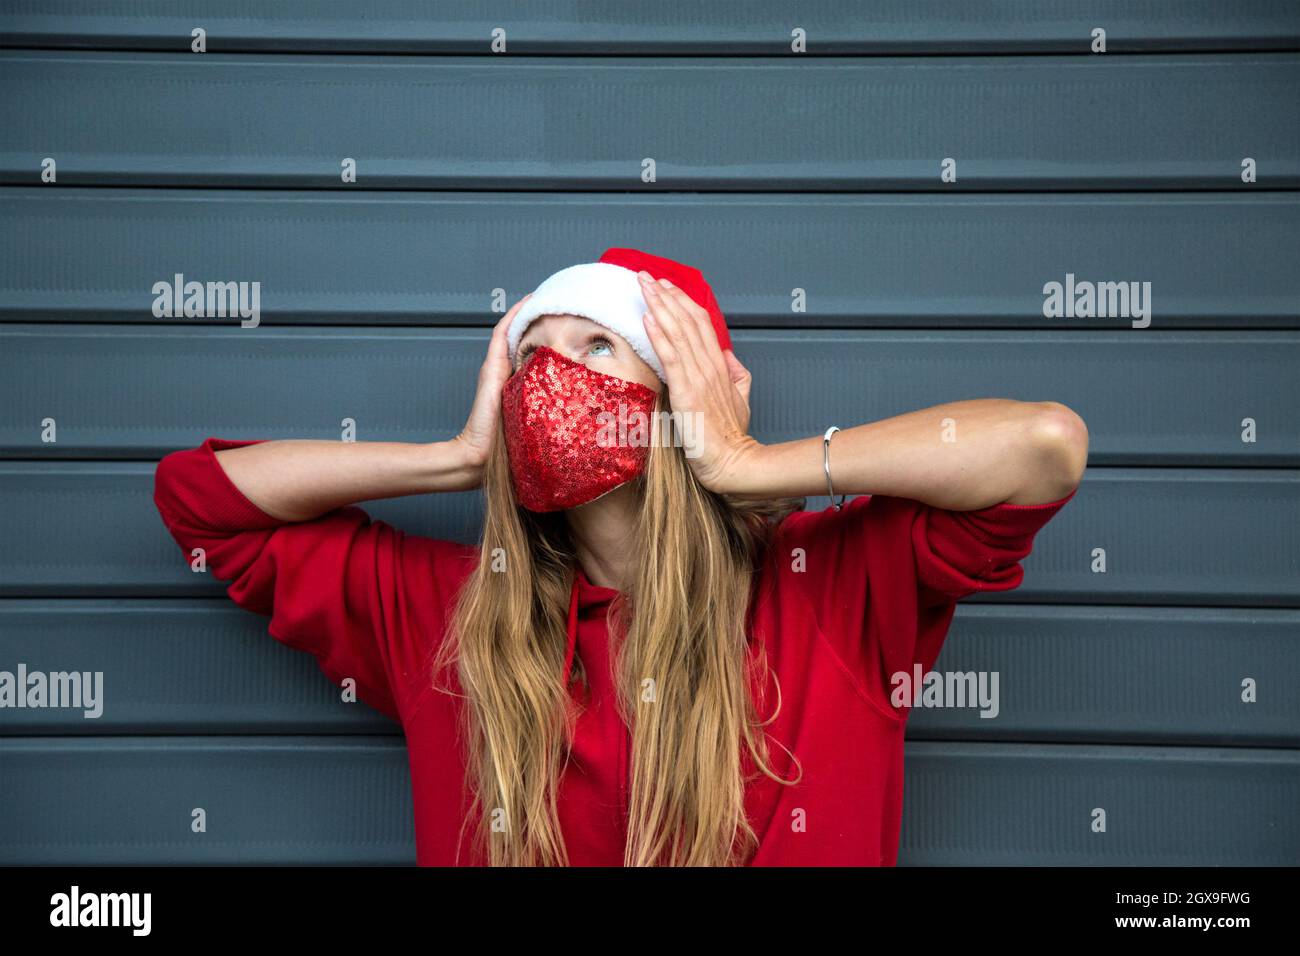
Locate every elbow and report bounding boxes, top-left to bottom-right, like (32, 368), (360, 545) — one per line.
(1030, 402), (1089, 499)
(152, 450), (185, 523)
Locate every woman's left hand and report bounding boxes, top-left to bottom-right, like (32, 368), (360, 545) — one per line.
(637, 271), (762, 493)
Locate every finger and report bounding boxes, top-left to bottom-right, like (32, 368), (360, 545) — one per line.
(651, 280), (709, 366)
(646, 281), (712, 392)
(724, 348), (750, 384)
(640, 275), (703, 381)
(724, 349), (752, 403)
(495, 291), (531, 335)
(657, 279), (728, 379)
(487, 292), (532, 371)
(643, 311), (687, 436)
(483, 293), (533, 379)
(642, 305), (682, 383)
(657, 279), (729, 383)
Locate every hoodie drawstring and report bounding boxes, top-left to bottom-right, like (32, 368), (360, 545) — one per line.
(563, 572), (580, 687)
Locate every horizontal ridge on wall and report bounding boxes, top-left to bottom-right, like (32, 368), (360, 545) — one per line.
(3, 190), (1298, 329)
(898, 742), (1300, 865)
(0, 465), (1296, 605)
(0, 600), (1294, 746)
(4, 52), (1299, 189)
(0, 737), (1294, 864)
(0, 736), (416, 865)
(2, 1), (1298, 54)
(2, 327), (1296, 465)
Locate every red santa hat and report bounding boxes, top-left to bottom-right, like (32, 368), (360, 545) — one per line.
(506, 247), (732, 382)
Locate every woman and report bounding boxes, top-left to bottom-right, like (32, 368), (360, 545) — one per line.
(153, 247), (1087, 867)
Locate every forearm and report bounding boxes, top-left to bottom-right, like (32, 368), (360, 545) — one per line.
(725, 400), (1087, 510)
(213, 436), (483, 522)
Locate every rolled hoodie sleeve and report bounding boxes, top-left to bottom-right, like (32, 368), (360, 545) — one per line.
(152, 437), (477, 724)
(773, 489), (1075, 719)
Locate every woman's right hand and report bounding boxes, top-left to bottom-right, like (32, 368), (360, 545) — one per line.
(453, 293), (532, 470)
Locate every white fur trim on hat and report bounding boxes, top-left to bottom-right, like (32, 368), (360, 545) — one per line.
(507, 261), (664, 380)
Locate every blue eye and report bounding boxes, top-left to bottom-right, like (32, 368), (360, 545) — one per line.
(589, 336), (614, 356)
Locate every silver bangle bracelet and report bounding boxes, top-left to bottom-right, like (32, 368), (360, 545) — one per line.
(823, 425), (847, 511)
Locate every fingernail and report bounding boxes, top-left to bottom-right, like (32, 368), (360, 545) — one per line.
(637, 270), (652, 282)
(658, 278), (673, 288)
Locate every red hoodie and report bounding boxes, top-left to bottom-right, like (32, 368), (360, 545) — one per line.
(153, 436), (1074, 866)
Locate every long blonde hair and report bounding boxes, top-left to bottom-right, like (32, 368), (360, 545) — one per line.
(431, 389), (804, 865)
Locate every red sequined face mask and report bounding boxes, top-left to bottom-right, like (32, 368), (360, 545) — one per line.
(502, 345), (661, 512)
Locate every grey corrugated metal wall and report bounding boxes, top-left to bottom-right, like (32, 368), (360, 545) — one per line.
(1, 3), (1298, 865)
